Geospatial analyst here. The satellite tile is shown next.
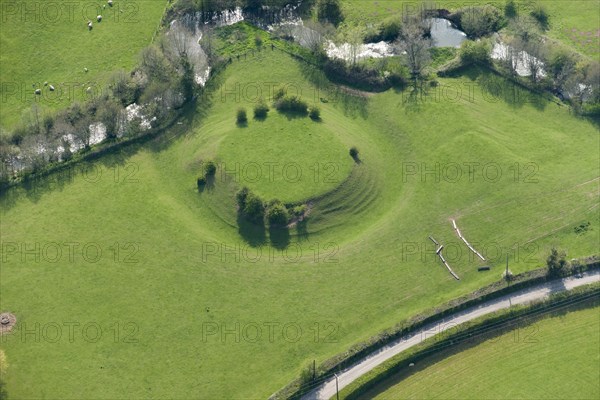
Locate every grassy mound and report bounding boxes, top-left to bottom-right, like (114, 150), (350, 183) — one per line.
(0, 49), (598, 399)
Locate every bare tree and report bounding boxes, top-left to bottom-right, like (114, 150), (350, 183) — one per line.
(302, 21), (326, 54)
(523, 38), (546, 82)
(397, 18), (431, 79)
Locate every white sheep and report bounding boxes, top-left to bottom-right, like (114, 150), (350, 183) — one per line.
(97, 15), (102, 22)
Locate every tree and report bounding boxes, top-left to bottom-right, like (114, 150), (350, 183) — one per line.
(98, 99), (123, 139)
(398, 18), (431, 79)
(530, 3), (549, 30)
(140, 45), (172, 83)
(253, 98), (269, 119)
(458, 5), (505, 38)
(316, 0), (343, 26)
(266, 200), (290, 226)
(236, 108), (247, 124)
(204, 161), (217, 176)
(337, 23), (364, 66)
(459, 40), (491, 65)
(504, 0), (517, 18)
(522, 37), (547, 82)
(110, 70), (137, 106)
(303, 20), (332, 55)
(548, 50), (576, 92)
(546, 247), (567, 277)
(243, 193), (265, 223)
(309, 106), (321, 120)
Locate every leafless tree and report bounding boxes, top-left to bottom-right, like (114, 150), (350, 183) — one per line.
(397, 18), (431, 78)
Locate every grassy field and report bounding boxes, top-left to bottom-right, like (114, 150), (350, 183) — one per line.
(358, 303), (600, 400)
(0, 45), (598, 399)
(341, 0), (600, 57)
(0, 0), (168, 131)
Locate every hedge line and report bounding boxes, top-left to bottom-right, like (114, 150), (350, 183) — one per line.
(270, 256), (599, 399)
(339, 282), (600, 399)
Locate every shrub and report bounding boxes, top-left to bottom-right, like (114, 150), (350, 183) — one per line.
(291, 204), (307, 217)
(504, 0), (517, 18)
(530, 3), (549, 29)
(197, 176), (206, 187)
(546, 247), (568, 277)
(456, 5), (506, 38)
(266, 200), (290, 226)
(459, 40), (491, 65)
(204, 161), (217, 176)
(274, 95), (308, 114)
(254, 98), (269, 119)
(255, 34), (263, 47)
(243, 193), (265, 222)
(309, 106), (321, 120)
(236, 107), (247, 124)
(349, 146), (359, 159)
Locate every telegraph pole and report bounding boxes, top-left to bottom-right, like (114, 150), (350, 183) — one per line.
(335, 373), (339, 400)
(506, 254), (509, 286)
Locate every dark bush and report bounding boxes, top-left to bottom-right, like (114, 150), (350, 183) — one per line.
(236, 107), (247, 124)
(530, 4), (549, 29)
(309, 106), (321, 120)
(316, 0), (343, 26)
(454, 5), (506, 38)
(504, 0), (517, 18)
(197, 176), (206, 187)
(547, 247), (568, 277)
(266, 200), (290, 226)
(349, 146), (359, 159)
(243, 193), (265, 222)
(274, 95), (308, 114)
(254, 98), (269, 119)
(204, 161), (217, 176)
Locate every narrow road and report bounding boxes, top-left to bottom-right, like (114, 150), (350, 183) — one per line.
(301, 270), (600, 400)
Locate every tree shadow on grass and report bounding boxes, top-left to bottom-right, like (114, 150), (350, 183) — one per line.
(269, 225), (291, 250)
(237, 211), (267, 248)
(197, 174), (216, 193)
(276, 109), (309, 121)
(295, 218), (309, 242)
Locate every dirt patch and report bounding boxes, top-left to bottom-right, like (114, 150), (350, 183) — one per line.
(0, 312), (17, 335)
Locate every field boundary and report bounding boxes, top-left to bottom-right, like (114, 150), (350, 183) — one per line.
(271, 257), (600, 399)
(338, 283), (600, 399)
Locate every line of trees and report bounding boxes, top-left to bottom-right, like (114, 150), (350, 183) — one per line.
(1, 20), (211, 185)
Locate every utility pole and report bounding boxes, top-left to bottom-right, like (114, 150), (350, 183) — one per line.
(506, 254), (509, 286)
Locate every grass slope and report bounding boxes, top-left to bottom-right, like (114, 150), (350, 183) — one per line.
(361, 304), (600, 400)
(0, 49), (598, 398)
(0, 0), (168, 131)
